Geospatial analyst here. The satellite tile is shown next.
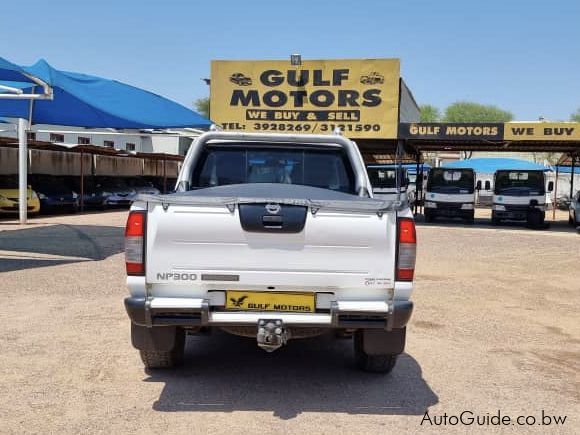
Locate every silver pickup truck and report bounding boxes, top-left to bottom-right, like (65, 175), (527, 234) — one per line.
(124, 131), (416, 373)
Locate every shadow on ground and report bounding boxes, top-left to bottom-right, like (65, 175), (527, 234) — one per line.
(146, 331), (438, 420)
(0, 224), (123, 272)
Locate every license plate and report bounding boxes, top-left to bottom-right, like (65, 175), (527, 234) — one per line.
(225, 291), (315, 313)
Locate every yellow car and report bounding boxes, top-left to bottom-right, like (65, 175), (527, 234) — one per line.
(0, 175), (41, 215)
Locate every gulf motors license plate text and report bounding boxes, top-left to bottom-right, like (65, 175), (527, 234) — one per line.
(225, 291), (315, 313)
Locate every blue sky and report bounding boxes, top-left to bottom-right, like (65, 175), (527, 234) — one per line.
(2, 0), (578, 120)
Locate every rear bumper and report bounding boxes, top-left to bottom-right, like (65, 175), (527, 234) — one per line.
(427, 203), (473, 218)
(494, 206), (545, 221)
(124, 296), (413, 330)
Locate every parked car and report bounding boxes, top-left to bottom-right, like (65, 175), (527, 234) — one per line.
(0, 175), (40, 216)
(569, 191), (580, 226)
(61, 176), (109, 209)
(125, 177), (160, 199)
(30, 175), (79, 214)
(94, 177), (136, 207)
(124, 131), (416, 373)
(144, 176), (176, 194)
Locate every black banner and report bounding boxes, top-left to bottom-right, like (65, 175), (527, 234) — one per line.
(399, 123), (504, 141)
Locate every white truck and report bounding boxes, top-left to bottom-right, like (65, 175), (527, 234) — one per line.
(366, 165), (414, 204)
(491, 169), (553, 227)
(424, 167), (476, 223)
(124, 131), (416, 373)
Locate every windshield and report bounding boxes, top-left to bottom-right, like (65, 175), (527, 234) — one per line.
(494, 171), (545, 196)
(366, 167), (407, 189)
(427, 169), (475, 194)
(191, 146), (355, 194)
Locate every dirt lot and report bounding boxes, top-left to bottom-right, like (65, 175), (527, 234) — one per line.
(0, 210), (578, 434)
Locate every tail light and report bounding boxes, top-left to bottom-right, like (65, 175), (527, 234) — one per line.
(125, 211), (146, 275)
(396, 217), (416, 281)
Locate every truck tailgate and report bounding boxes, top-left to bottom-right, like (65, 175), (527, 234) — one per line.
(145, 202), (396, 291)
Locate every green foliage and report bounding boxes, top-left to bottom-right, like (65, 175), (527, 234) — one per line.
(419, 104), (440, 122)
(570, 108), (580, 122)
(443, 101), (514, 123)
(194, 97), (210, 119)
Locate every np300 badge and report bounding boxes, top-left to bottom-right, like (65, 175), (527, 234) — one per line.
(156, 272), (198, 281)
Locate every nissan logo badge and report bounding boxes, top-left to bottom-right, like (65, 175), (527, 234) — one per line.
(265, 203), (281, 215)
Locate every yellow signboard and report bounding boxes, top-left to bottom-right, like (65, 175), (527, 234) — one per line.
(504, 122), (580, 141)
(210, 59), (401, 139)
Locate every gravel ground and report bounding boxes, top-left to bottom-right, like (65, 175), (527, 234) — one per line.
(0, 210), (578, 434)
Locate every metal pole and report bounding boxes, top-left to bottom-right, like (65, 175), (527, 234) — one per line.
(570, 156), (576, 200)
(414, 153), (420, 215)
(552, 165), (559, 221)
(419, 157), (424, 216)
(163, 158), (167, 194)
(395, 140), (403, 203)
(18, 118), (29, 224)
(80, 149), (84, 212)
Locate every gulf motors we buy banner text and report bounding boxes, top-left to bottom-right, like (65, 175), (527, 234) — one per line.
(210, 59), (400, 139)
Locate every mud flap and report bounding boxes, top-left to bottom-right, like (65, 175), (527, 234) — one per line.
(131, 323), (179, 352)
(358, 327), (406, 355)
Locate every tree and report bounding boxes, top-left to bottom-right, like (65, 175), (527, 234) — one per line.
(571, 108), (580, 122)
(194, 97), (210, 119)
(443, 101), (514, 123)
(419, 104), (440, 122)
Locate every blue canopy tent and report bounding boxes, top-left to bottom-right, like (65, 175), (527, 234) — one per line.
(0, 59), (211, 129)
(0, 57), (211, 223)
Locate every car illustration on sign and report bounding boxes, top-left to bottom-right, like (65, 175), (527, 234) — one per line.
(229, 73), (252, 86)
(360, 72), (384, 85)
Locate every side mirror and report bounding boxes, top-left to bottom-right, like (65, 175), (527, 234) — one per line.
(476, 180), (482, 191)
(484, 180), (491, 191)
(547, 181), (554, 192)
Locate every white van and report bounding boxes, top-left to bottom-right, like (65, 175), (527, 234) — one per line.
(366, 165), (412, 203)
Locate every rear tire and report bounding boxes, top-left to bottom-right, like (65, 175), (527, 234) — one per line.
(139, 329), (185, 369)
(354, 331), (399, 374)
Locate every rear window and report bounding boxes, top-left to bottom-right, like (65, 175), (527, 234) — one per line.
(191, 146), (355, 193)
(366, 167), (406, 189)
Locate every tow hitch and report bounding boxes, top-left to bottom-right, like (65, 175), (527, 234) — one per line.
(257, 319), (288, 352)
